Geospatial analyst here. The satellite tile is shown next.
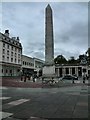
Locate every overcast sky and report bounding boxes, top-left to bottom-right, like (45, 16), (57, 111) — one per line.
(1, 2), (88, 60)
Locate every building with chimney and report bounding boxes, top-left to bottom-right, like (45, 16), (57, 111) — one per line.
(0, 30), (22, 77)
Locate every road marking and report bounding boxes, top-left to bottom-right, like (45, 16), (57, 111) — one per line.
(8, 99), (30, 106)
(0, 87), (8, 89)
(0, 97), (11, 100)
(0, 111), (13, 119)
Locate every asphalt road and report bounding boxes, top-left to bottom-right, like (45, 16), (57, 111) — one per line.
(1, 81), (89, 120)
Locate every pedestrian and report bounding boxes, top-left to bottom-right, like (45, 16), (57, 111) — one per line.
(33, 77), (35, 82)
(83, 75), (85, 83)
(72, 79), (75, 84)
(21, 75), (23, 81)
(24, 75), (26, 82)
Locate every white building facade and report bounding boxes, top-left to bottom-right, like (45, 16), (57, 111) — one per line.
(22, 55), (44, 77)
(55, 64), (90, 77)
(0, 30), (22, 77)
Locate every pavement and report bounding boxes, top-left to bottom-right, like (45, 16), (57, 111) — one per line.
(0, 77), (89, 119)
(0, 77), (89, 88)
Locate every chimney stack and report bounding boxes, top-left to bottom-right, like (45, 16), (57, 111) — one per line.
(16, 37), (19, 42)
(4, 30), (9, 37)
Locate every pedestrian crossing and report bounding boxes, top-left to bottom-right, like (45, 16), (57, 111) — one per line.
(0, 111), (13, 120)
(1, 96), (30, 119)
(0, 97), (11, 100)
(8, 99), (30, 106)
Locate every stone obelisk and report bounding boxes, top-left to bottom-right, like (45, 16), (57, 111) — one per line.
(42, 4), (55, 77)
(45, 4), (54, 64)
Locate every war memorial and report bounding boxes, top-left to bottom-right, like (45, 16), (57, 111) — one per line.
(42, 4), (89, 82)
(1, 4), (89, 119)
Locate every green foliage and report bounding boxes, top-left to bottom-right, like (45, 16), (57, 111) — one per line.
(54, 49), (89, 65)
(68, 56), (77, 64)
(86, 48), (90, 65)
(54, 55), (67, 64)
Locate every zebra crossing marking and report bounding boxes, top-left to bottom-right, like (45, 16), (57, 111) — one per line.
(0, 87), (8, 89)
(0, 111), (13, 119)
(8, 99), (30, 106)
(0, 97), (11, 100)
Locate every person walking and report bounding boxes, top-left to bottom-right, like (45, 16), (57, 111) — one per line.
(83, 74), (85, 83)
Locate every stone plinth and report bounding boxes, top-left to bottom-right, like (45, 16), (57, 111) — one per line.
(43, 65), (55, 76)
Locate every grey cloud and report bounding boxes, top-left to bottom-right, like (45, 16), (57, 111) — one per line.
(54, 48), (81, 59)
(1, 2), (88, 60)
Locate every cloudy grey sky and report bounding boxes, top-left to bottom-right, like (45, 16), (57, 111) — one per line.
(1, 2), (88, 60)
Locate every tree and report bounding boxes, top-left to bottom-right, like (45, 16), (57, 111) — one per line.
(54, 55), (67, 64)
(68, 56), (77, 64)
(86, 48), (90, 65)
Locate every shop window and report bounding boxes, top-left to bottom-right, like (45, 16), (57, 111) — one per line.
(17, 69), (20, 72)
(10, 70), (12, 73)
(6, 69), (8, 73)
(2, 69), (3, 73)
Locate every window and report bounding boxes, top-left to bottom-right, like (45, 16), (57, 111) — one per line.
(18, 49), (21, 53)
(7, 57), (9, 61)
(11, 46), (13, 50)
(18, 54), (20, 58)
(7, 50), (9, 55)
(15, 53), (17, 57)
(3, 43), (5, 47)
(18, 59), (20, 63)
(15, 47), (17, 52)
(11, 52), (13, 56)
(3, 49), (5, 54)
(6, 69), (8, 73)
(2, 55), (5, 61)
(7, 44), (9, 49)
(11, 58), (13, 62)
(15, 58), (16, 63)
(23, 61), (24, 65)
(2, 69), (3, 73)
(17, 69), (20, 72)
(10, 70), (12, 73)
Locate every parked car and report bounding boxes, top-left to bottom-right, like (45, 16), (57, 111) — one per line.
(72, 74), (78, 80)
(61, 74), (78, 80)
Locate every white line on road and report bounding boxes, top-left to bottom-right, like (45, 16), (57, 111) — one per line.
(0, 87), (8, 89)
(0, 111), (13, 119)
(0, 97), (11, 100)
(8, 99), (30, 106)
